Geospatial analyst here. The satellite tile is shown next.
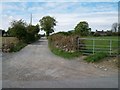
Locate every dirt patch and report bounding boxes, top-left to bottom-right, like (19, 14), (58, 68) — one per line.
(80, 55), (118, 73)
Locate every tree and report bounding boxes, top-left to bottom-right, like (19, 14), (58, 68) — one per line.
(2, 30), (5, 36)
(118, 23), (120, 31)
(7, 27), (16, 37)
(8, 19), (27, 40)
(112, 23), (118, 32)
(39, 16), (57, 37)
(26, 24), (40, 42)
(27, 24), (40, 35)
(74, 21), (91, 36)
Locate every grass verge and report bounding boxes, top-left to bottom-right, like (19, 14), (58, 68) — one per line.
(84, 52), (108, 62)
(49, 46), (81, 59)
(10, 42), (27, 52)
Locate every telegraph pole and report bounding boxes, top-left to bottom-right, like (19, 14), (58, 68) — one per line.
(30, 13), (32, 25)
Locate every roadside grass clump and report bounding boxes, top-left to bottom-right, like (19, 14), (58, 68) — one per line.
(49, 46), (81, 59)
(84, 52), (108, 62)
(10, 41), (27, 52)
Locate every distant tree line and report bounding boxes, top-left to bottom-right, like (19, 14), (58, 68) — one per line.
(2, 16), (119, 40)
(57, 22), (120, 37)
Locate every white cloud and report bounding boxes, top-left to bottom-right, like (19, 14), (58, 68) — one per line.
(32, 11), (117, 33)
(0, 3), (2, 29)
(1, 0), (119, 2)
(1, 2), (118, 34)
(1, 14), (28, 30)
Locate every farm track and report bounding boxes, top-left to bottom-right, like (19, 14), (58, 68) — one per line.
(2, 37), (118, 88)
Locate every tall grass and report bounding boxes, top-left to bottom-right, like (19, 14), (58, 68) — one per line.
(84, 52), (108, 62)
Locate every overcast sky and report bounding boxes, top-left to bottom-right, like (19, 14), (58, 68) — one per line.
(0, 0), (119, 34)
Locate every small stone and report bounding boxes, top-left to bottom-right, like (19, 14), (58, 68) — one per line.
(113, 59), (116, 62)
(71, 50), (74, 53)
(65, 49), (68, 52)
(104, 68), (108, 71)
(94, 65), (98, 68)
(56, 45), (59, 48)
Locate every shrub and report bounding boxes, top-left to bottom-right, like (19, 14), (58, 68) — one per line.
(10, 42), (27, 52)
(93, 33), (100, 36)
(84, 52), (108, 62)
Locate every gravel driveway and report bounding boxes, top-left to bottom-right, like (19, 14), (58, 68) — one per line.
(2, 37), (118, 88)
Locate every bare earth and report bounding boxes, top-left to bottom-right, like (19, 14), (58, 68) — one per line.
(2, 37), (118, 88)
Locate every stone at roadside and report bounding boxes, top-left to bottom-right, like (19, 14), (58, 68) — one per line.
(104, 68), (108, 71)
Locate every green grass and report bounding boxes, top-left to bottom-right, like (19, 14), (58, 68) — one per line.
(49, 46), (81, 59)
(84, 52), (108, 62)
(81, 36), (119, 54)
(10, 42), (27, 52)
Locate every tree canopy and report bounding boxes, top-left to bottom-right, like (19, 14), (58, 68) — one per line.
(7, 19), (40, 43)
(7, 19), (27, 40)
(27, 24), (40, 35)
(74, 21), (91, 36)
(39, 16), (57, 37)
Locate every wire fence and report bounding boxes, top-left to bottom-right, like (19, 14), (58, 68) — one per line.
(78, 38), (119, 56)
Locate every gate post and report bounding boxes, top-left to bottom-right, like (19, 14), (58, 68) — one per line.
(109, 40), (112, 55)
(93, 39), (95, 54)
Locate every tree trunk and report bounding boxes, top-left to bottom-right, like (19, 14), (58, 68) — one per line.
(46, 31), (49, 38)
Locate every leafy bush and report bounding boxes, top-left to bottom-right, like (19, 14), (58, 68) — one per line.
(7, 20), (40, 44)
(84, 52), (108, 62)
(93, 33), (100, 36)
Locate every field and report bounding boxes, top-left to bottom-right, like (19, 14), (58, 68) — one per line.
(2, 37), (19, 44)
(80, 36), (119, 55)
(1, 37), (19, 49)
